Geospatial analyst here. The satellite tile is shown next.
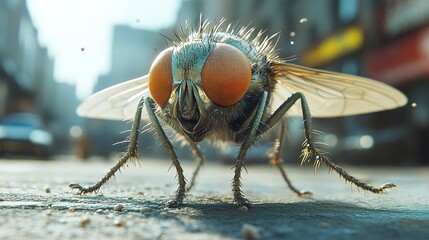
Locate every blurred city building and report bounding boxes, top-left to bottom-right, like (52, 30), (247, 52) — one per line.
(0, 0), (80, 156)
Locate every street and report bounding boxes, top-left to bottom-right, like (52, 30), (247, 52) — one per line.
(0, 156), (429, 239)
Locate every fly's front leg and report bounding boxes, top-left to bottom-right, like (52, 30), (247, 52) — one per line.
(268, 120), (311, 196)
(69, 97), (144, 194)
(145, 98), (186, 207)
(232, 91), (268, 208)
(186, 141), (204, 192)
(261, 92), (396, 194)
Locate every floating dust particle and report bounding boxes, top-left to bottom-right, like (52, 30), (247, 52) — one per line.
(290, 31), (296, 37)
(299, 18), (308, 23)
(44, 187), (50, 193)
(46, 209), (52, 216)
(412, 103), (417, 108)
(68, 207), (76, 213)
(136, 19), (140, 23)
(290, 41), (295, 45)
(237, 205), (249, 211)
(80, 47), (85, 52)
(114, 203), (124, 211)
(242, 223), (262, 240)
(80, 217), (90, 227)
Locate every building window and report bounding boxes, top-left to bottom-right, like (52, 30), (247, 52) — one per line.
(341, 59), (359, 75)
(339, 0), (358, 23)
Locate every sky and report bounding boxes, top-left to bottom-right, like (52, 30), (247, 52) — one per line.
(27, 0), (181, 99)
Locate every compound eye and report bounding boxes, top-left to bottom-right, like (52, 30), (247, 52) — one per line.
(148, 47), (173, 107)
(201, 43), (251, 107)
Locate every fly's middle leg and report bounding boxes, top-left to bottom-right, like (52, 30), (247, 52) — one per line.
(261, 92), (396, 194)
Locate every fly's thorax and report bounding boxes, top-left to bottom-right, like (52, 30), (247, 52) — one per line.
(210, 32), (260, 64)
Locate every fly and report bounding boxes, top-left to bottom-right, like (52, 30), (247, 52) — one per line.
(69, 19), (407, 208)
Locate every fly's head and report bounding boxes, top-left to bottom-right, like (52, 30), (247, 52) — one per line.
(148, 29), (278, 142)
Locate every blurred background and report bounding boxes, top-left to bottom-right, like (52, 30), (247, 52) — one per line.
(0, 0), (427, 165)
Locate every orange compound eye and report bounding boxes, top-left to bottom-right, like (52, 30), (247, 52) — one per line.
(148, 47), (174, 107)
(201, 43), (252, 107)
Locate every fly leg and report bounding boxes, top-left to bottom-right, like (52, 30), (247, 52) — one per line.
(261, 92), (396, 193)
(145, 98), (187, 207)
(232, 91), (268, 208)
(268, 120), (311, 196)
(69, 97), (144, 194)
(186, 141), (204, 192)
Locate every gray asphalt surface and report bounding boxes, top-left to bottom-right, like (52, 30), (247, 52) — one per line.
(1, 156), (429, 239)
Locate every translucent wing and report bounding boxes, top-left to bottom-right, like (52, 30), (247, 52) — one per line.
(271, 64), (407, 118)
(77, 75), (150, 120)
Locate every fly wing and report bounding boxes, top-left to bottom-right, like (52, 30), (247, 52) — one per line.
(270, 64), (408, 118)
(77, 75), (150, 121)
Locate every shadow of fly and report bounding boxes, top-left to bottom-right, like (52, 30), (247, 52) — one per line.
(69, 18), (407, 208)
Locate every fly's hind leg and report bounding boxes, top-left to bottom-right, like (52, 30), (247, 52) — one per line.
(186, 142), (204, 192)
(261, 92), (396, 194)
(69, 97), (144, 194)
(268, 120), (311, 196)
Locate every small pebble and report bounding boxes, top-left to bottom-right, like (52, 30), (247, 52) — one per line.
(44, 187), (50, 193)
(160, 211), (169, 217)
(68, 207), (76, 213)
(140, 207), (151, 213)
(412, 102), (417, 108)
(242, 223), (262, 239)
(95, 209), (103, 214)
(299, 18), (308, 23)
(320, 222), (331, 228)
(80, 217), (90, 227)
(114, 204), (124, 212)
(238, 205), (249, 211)
(113, 218), (126, 227)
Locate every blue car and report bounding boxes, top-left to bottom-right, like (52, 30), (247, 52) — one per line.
(0, 113), (53, 158)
